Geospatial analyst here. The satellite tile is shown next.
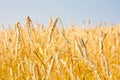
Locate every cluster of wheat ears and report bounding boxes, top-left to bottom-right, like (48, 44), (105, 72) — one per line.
(0, 16), (120, 80)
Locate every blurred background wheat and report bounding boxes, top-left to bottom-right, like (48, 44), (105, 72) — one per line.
(0, 17), (120, 80)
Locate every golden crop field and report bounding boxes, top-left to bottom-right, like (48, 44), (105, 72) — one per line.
(0, 16), (120, 80)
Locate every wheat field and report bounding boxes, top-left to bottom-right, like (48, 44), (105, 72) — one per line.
(0, 16), (120, 80)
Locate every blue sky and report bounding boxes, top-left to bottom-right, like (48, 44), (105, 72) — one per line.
(0, 0), (120, 26)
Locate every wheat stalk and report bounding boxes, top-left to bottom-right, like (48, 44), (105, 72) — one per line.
(59, 17), (69, 44)
(46, 56), (55, 79)
(99, 31), (113, 79)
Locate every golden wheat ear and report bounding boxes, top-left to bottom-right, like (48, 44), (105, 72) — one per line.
(48, 17), (58, 43)
(26, 16), (31, 23)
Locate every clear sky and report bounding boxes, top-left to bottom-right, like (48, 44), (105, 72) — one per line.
(0, 0), (120, 26)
